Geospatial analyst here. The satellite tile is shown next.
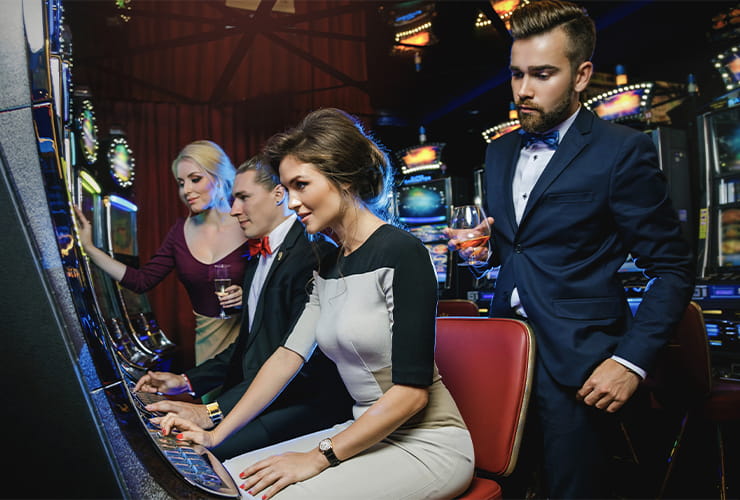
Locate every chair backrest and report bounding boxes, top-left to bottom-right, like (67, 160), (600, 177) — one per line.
(646, 301), (712, 409)
(437, 299), (480, 317)
(435, 317), (535, 477)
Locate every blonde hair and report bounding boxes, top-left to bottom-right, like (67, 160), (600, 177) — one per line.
(171, 140), (235, 207)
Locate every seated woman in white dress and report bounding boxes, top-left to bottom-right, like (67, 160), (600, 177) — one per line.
(154, 108), (474, 500)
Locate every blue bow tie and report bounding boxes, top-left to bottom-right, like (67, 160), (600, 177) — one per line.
(519, 129), (559, 150)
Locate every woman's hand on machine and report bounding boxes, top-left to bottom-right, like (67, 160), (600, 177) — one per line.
(216, 284), (243, 309)
(152, 413), (215, 448)
(72, 205), (94, 250)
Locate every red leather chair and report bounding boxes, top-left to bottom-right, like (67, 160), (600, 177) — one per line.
(645, 301), (740, 499)
(437, 299), (480, 317)
(435, 317), (536, 500)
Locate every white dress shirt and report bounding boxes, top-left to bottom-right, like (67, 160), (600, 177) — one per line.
(247, 214), (296, 331)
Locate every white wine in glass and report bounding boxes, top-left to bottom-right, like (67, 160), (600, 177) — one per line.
(449, 205), (491, 266)
(213, 264), (231, 319)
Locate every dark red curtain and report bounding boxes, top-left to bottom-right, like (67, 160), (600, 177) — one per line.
(72, 1), (376, 370)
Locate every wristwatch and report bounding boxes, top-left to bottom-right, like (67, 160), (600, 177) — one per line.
(318, 438), (341, 467)
(205, 402), (223, 425)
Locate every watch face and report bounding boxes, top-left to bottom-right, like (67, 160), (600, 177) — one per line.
(319, 439), (331, 451)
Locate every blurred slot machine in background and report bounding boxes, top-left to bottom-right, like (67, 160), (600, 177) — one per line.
(395, 143), (452, 290)
(1, 0), (239, 496)
(97, 129), (177, 361)
(693, 43), (740, 380)
(72, 94), (161, 377)
(392, 141), (471, 299)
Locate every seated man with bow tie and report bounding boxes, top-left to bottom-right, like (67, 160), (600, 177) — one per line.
(134, 155), (353, 460)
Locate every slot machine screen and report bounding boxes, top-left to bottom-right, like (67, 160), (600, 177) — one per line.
(107, 195), (138, 257)
(424, 242), (449, 285)
(719, 208), (740, 267)
(590, 88), (647, 122)
(80, 186), (95, 222)
(395, 178), (450, 224)
(408, 223), (448, 243)
(710, 106), (740, 174)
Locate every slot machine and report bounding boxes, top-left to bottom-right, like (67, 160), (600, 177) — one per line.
(392, 141), (471, 299)
(394, 143), (451, 292)
(71, 93), (168, 374)
(1, 0), (239, 496)
(691, 44), (740, 379)
(95, 130), (178, 360)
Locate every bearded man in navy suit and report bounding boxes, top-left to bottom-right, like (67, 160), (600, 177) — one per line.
(453, 1), (695, 497)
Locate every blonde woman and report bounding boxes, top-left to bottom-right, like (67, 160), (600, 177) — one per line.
(75, 140), (249, 366)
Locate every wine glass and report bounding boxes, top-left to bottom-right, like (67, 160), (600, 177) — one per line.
(212, 264), (231, 319)
(449, 205), (491, 266)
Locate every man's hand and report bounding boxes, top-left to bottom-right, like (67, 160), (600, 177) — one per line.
(576, 358), (641, 413)
(444, 216), (494, 264)
(134, 371), (188, 395)
(146, 400), (214, 429)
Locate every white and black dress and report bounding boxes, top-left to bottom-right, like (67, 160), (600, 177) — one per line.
(224, 224), (474, 500)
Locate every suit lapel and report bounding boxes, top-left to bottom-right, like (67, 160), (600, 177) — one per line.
(519, 109), (594, 227)
(504, 139), (521, 234)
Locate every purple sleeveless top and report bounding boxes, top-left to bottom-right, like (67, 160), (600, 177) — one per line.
(120, 218), (250, 317)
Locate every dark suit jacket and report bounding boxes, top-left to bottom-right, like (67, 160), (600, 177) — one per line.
(186, 219), (352, 457)
(485, 108), (696, 387)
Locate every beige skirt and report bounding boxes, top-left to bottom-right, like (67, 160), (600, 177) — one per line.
(193, 311), (241, 366)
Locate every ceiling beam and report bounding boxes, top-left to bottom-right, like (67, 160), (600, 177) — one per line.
(209, 0), (277, 103)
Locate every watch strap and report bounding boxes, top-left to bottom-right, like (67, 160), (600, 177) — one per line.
(206, 402), (223, 425)
(319, 438), (341, 467)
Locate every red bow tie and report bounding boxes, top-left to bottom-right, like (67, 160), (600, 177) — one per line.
(248, 236), (272, 258)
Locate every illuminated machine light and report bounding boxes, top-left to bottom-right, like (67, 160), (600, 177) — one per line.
(107, 136), (136, 188)
(396, 143), (446, 174)
(490, 0), (529, 29)
(78, 98), (99, 165)
(79, 169), (101, 194)
(712, 45), (740, 91)
(584, 82), (654, 123)
(391, 2), (437, 52)
(109, 194), (138, 212)
(481, 119), (521, 143)
(475, 12), (492, 28)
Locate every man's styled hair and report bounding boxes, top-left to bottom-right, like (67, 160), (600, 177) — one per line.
(509, 0), (596, 71)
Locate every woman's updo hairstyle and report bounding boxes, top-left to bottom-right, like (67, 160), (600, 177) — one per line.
(264, 108), (394, 219)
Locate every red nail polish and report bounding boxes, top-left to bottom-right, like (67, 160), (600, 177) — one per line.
(262, 495), (267, 500)
(176, 433), (184, 440)
(239, 484), (245, 490)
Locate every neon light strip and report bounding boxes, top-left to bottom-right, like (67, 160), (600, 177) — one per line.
(109, 194), (137, 212)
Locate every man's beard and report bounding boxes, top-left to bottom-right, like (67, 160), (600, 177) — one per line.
(517, 84), (576, 133)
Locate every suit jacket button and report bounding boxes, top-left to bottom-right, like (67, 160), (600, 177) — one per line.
(515, 244), (523, 253)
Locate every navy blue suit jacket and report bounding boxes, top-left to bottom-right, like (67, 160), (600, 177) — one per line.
(485, 108), (696, 387)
